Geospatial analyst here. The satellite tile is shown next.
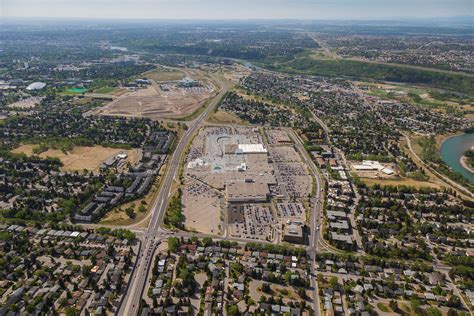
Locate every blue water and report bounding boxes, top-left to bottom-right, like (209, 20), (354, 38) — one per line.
(440, 133), (474, 183)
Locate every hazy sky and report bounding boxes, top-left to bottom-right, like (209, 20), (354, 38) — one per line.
(1, 0), (473, 20)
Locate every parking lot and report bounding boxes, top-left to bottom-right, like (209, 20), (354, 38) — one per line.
(228, 204), (275, 241)
(269, 146), (312, 198)
(276, 202), (306, 222)
(183, 178), (223, 234)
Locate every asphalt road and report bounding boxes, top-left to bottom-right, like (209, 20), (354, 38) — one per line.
(118, 74), (231, 316)
(288, 129), (324, 316)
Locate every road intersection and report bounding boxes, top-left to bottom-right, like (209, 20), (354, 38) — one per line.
(119, 74), (232, 316)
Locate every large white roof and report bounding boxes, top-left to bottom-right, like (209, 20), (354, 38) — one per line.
(26, 82), (46, 90)
(237, 144), (267, 153)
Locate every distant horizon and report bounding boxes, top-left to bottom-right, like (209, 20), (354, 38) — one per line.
(2, 15), (473, 20)
(1, 15), (473, 24)
(1, 0), (473, 20)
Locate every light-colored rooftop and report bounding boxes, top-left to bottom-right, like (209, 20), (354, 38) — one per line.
(237, 144), (267, 154)
(26, 82), (46, 90)
(226, 180), (270, 202)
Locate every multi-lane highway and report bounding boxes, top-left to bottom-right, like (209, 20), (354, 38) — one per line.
(289, 129), (324, 316)
(118, 74), (232, 316)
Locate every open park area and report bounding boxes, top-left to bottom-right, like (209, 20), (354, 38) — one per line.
(11, 144), (139, 172)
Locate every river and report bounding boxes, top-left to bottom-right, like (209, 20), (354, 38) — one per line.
(440, 133), (474, 183)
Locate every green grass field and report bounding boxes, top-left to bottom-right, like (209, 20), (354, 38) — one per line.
(377, 303), (392, 313)
(65, 87), (88, 94)
(94, 86), (116, 94)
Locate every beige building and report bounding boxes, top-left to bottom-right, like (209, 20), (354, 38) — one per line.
(225, 179), (270, 203)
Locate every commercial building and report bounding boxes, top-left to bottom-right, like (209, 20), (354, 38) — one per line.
(237, 144), (268, 154)
(226, 179), (270, 203)
(178, 77), (199, 88)
(283, 221), (305, 244)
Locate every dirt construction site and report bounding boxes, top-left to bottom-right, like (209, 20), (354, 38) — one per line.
(182, 126), (312, 243)
(94, 69), (216, 120)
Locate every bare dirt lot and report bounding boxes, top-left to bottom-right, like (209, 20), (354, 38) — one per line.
(12, 144), (138, 172)
(182, 178), (222, 235)
(96, 83), (215, 120)
(7, 96), (43, 109)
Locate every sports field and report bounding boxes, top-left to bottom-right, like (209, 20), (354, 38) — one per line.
(66, 87), (88, 93)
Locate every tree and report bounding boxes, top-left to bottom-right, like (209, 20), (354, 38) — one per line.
(247, 297), (255, 306)
(317, 273), (324, 283)
(261, 282), (271, 294)
(227, 305), (240, 316)
(447, 295), (461, 308)
(329, 276), (339, 289)
(202, 237), (213, 247)
(389, 299), (398, 312)
(283, 271), (292, 284)
(298, 287), (307, 300)
(426, 307), (442, 316)
(168, 237), (180, 252)
(410, 297), (422, 314)
(447, 308), (458, 316)
(125, 207), (135, 219)
(65, 307), (77, 316)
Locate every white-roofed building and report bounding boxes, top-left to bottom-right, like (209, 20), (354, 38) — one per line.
(26, 82), (46, 90)
(381, 167), (395, 175)
(237, 144), (267, 154)
(187, 158), (207, 169)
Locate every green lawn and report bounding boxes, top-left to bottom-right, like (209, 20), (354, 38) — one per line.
(377, 303), (392, 313)
(94, 86), (116, 94)
(63, 87), (88, 94)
